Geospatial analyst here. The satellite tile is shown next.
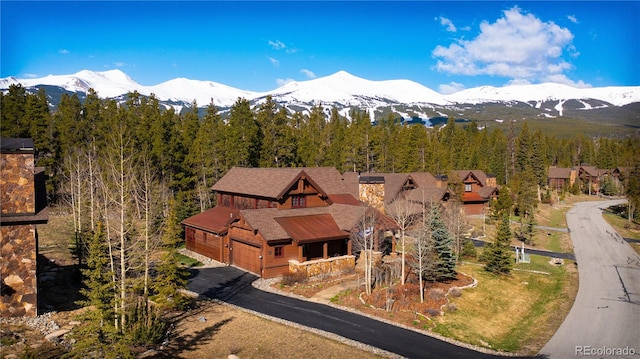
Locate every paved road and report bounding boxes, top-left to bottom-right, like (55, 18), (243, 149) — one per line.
(188, 266), (524, 359)
(471, 239), (576, 260)
(539, 200), (640, 358)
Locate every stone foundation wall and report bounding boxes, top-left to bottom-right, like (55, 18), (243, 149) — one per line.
(1, 225), (38, 317)
(289, 255), (355, 278)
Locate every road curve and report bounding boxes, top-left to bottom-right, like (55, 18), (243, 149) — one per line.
(188, 266), (512, 359)
(539, 200), (640, 358)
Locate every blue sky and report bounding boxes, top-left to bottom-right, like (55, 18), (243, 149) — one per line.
(1, 1), (638, 93)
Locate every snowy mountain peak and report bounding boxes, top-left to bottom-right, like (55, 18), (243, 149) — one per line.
(1, 69), (639, 112)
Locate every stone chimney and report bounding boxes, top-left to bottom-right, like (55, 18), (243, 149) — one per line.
(1, 138), (48, 317)
(358, 175), (385, 213)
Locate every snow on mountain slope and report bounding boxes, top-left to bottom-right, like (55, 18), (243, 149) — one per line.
(444, 83), (640, 107)
(2, 69), (639, 109)
(268, 71), (449, 105)
(18, 69), (146, 98)
(149, 78), (259, 107)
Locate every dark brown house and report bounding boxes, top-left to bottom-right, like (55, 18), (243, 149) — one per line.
(1, 138), (48, 317)
(183, 167), (395, 278)
(548, 167), (576, 191)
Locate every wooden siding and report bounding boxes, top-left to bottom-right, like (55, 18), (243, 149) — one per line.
(463, 202), (484, 215)
(185, 228), (223, 262)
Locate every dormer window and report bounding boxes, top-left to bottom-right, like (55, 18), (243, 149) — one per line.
(465, 184), (472, 192)
(292, 195), (306, 208)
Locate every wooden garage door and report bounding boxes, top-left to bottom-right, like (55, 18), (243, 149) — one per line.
(231, 240), (261, 275)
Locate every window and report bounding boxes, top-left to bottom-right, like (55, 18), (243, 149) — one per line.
(465, 184), (472, 192)
(274, 246), (284, 257)
(291, 195), (306, 208)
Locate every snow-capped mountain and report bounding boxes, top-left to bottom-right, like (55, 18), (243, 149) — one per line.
(445, 83), (640, 108)
(2, 69), (639, 122)
(267, 71), (448, 106)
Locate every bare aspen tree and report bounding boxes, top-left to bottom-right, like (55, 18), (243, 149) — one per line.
(444, 198), (468, 262)
(350, 204), (379, 295)
(387, 199), (420, 285)
(408, 199), (436, 303)
(135, 151), (163, 297)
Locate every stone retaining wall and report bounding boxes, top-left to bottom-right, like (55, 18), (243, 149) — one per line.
(289, 255), (355, 278)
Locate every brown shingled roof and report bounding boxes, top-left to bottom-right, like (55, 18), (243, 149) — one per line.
(453, 170), (488, 186)
(548, 167), (572, 179)
(212, 167), (329, 200)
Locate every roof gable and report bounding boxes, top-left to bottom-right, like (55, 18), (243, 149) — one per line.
(212, 167), (329, 201)
(453, 170), (487, 186)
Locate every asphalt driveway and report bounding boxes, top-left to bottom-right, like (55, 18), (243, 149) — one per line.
(188, 266), (518, 359)
(539, 200), (640, 358)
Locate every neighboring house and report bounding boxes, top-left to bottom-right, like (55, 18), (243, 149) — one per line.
(343, 171), (451, 216)
(1, 138), (48, 317)
(610, 167), (630, 193)
(448, 170), (498, 215)
(548, 167), (576, 191)
(183, 167), (396, 279)
(577, 165), (602, 194)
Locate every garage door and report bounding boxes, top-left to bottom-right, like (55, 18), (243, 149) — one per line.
(230, 240), (261, 275)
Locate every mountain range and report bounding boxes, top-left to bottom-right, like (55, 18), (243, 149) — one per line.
(2, 69), (640, 125)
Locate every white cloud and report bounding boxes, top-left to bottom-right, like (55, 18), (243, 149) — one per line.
(438, 81), (465, 94)
(567, 15), (579, 24)
(23, 73), (39, 79)
(59, 49), (70, 54)
(300, 69), (316, 79)
(113, 62), (126, 67)
(276, 78), (294, 86)
(269, 40), (286, 50)
(433, 7), (581, 84)
(436, 16), (457, 32)
(268, 56), (279, 66)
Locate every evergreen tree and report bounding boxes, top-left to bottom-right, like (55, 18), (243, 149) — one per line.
(427, 203), (457, 281)
(322, 107), (348, 171)
(297, 105), (326, 166)
(0, 84), (28, 137)
(258, 96), (296, 167)
(226, 98), (260, 167)
(484, 215), (513, 275)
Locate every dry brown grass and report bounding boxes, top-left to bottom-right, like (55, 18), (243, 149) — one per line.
(433, 258), (578, 355)
(158, 301), (382, 359)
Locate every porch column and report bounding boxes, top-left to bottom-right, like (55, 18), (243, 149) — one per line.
(297, 243), (304, 262)
(347, 238), (352, 256)
(323, 242), (328, 259)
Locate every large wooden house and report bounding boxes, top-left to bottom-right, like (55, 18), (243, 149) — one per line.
(183, 167), (396, 278)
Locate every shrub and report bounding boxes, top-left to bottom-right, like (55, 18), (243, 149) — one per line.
(443, 303), (458, 312)
(428, 288), (445, 300)
(425, 308), (440, 317)
(449, 287), (462, 298)
(280, 271), (307, 286)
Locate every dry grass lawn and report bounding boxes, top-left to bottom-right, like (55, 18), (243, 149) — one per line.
(156, 301), (382, 359)
(433, 256), (578, 355)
